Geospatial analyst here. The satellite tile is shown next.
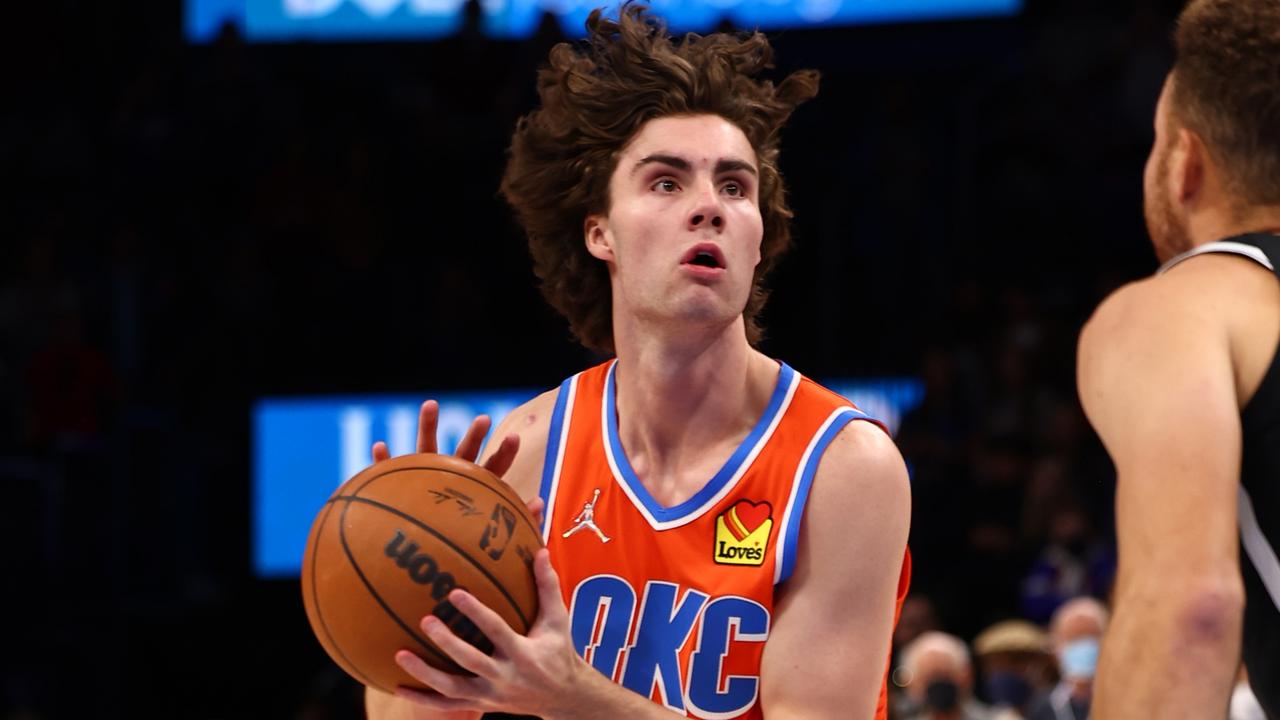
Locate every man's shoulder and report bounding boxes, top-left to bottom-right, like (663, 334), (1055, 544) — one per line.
(1079, 269), (1219, 371)
(1085, 249), (1269, 340)
(485, 387), (563, 500)
(497, 359), (611, 442)
(1081, 275), (1175, 341)
(823, 415), (898, 458)
(495, 388), (561, 450)
(806, 417), (909, 533)
(1077, 276), (1193, 429)
(1079, 251), (1262, 388)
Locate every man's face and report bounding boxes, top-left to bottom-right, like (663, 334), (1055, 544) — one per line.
(586, 114), (764, 336)
(1052, 608), (1105, 685)
(908, 648), (968, 703)
(911, 640), (967, 707)
(1056, 611), (1103, 648)
(1143, 77), (1194, 262)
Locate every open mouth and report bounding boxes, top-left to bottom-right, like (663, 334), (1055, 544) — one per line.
(688, 252), (720, 268)
(681, 244), (725, 270)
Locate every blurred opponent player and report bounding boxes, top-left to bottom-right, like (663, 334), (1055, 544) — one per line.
(366, 5), (911, 720)
(1077, 1), (1280, 718)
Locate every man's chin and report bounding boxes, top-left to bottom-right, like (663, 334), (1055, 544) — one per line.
(664, 302), (744, 336)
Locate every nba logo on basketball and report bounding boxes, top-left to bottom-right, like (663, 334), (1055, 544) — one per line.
(713, 500), (773, 566)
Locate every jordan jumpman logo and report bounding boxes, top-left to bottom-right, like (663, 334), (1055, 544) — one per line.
(562, 488), (611, 543)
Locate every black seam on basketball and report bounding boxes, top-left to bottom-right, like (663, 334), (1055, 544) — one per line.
(311, 497), (382, 689)
(335, 495), (532, 631)
(348, 463), (541, 540)
(337, 498), (465, 674)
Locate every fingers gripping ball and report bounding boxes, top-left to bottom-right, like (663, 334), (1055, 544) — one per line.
(301, 453), (543, 694)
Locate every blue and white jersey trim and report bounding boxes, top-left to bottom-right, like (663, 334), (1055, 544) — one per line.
(774, 405), (879, 585)
(603, 361), (801, 531)
(539, 374), (579, 541)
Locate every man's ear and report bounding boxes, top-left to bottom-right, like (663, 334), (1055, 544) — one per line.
(585, 213), (614, 261)
(1172, 127), (1207, 204)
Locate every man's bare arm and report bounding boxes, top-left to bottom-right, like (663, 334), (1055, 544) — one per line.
(1078, 273), (1244, 720)
(760, 420), (911, 719)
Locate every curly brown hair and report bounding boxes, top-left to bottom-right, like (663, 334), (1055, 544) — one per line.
(499, 5), (819, 354)
(1172, 0), (1280, 206)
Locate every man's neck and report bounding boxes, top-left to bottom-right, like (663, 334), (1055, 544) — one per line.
(610, 318), (777, 502)
(1189, 203), (1280, 247)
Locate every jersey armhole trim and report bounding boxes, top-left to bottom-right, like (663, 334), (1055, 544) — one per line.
(774, 406), (879, 585)
(539, 374), (578, 541)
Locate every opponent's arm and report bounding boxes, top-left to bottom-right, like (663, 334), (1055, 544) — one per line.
(1078, 275), (1244, 720)
(758, 420), (911, 719)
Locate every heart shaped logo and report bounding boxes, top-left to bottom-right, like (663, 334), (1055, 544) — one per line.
(714, 499), (775, 566)
(728, 500), (772, 540)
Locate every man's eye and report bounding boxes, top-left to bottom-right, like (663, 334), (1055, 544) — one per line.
(653, 179), (679, 193)
(723, 182), (742, 197)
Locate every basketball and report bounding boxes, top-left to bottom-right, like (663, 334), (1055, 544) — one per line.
(301, 453), (543, 694)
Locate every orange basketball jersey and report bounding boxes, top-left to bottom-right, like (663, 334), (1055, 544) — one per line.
(539, 360), (911, 719)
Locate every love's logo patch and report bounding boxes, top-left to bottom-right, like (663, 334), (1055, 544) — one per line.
(713, 500), (773, 566)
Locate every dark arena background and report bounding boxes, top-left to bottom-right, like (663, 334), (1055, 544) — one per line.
(7, 0), (1189, 717)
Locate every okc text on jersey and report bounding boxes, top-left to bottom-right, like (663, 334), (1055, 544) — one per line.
(569, 575), (770, 718)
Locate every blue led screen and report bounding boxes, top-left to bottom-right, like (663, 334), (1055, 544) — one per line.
(251, 377), (922, 578)
(188, 0), (1021, 43)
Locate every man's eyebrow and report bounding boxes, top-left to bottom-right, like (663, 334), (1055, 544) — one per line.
(631, 154), (759, 178)
(715, 158), (758, 177)
(632, 154), (691, 175)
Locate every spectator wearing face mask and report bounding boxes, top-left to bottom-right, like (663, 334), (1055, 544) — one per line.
(897, 632), (998, 720)
(1027, 597), (1108, 720)
(973, 620), (1055, 719)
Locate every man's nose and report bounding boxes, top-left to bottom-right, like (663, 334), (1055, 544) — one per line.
(687, 189), (725, 231)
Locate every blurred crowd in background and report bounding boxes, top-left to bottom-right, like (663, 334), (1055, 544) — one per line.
(4, 0), (1261, 717)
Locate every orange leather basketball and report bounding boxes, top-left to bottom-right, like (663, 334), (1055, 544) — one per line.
(301, 453), (542, 694)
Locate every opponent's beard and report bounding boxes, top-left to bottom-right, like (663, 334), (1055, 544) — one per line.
(1144, 146), (1193, 263)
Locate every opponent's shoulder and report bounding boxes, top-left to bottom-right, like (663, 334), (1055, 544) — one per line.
(1084, 251), (1268, 341)
(1079, 274), (1205, 372)
(1077, 279), (1179, 415)
(1077, 262), (1247, 445)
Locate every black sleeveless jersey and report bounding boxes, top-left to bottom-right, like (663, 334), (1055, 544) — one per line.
(1160, 233), (1280, 719)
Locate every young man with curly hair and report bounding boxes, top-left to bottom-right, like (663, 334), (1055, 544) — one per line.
(1078, 1), (1280, 717)
(367, 6), (911, 719)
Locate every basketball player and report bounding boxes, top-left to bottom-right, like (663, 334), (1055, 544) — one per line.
(1076, 1), (1280, 717)
(365, 6), (912, 719)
